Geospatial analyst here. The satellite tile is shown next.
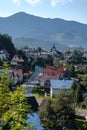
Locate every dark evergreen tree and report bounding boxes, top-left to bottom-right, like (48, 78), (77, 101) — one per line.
(0, 34), (16, 58)
(75, 84), (83, 104)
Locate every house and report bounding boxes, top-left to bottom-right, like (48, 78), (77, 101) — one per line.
(39, 66), (71, 82)
(0, 68), (23, 85)
(50, 80), (73, 97)
(40, 52), (50, 59)
(39, 66), (72, 95)
(11, 54), (24, 67)
(39, 66), (64, 82)
(0, 49), (9, 61)
(23, 48), (38, 61)
(12, 68), (23, 85)
(50, 44), (62, 60)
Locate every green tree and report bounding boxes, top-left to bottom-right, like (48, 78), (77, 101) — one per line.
(68, 64), (75, 77)
(54, 91), (75, 126)
(17, 49), (28, 62)
(37, 47), (42, 53)
(38, 91), (75, 129)
(36, 57), (46, 67)
(75, 84), (83, 105)
(0, 34), (16, 58)
(53, 61), (63, 67)
(68, 50), (84, 64)
(0, 73), (31, 130)
(38, 98), (54, 129)
(46, 55), (53, 66)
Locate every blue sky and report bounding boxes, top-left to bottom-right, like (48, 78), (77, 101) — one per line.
(0, 0), (87, 24)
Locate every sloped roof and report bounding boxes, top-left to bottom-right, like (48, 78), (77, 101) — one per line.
(11, 54), (24, 62)
(43, 66), (64, 75)
(50, 80), (73, 89)
(40, 73), (60, 82)
(39, 66), (65, 81)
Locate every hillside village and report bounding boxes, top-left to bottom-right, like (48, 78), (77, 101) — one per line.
(0, 34), (87, 129)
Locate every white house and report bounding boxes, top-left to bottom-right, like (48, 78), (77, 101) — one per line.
(11, 54), (24, 66)
(50, 80), (73, 97)
(0, 50), (9, 61)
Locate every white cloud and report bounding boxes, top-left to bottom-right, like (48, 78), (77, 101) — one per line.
(26, 0), (41, 6)
(51, 0), (72, 7)
(12, 0), (21, 5)
(11, 0), (72, 7)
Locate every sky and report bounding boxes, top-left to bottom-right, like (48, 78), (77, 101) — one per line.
(0, 0), (87, 24)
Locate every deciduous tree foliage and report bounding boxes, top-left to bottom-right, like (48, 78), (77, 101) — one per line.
(70, 82), (84, 106)
(0, 72), (31, 130)
(38, 91), (75, 129)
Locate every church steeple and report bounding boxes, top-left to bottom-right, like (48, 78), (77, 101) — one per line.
(52, 43), (56, 51)
(53, 43), (55, 49)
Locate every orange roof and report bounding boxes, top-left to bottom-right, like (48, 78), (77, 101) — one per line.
(43, 66), (64, 75)
(40, 73), (60, 82)
(39, 66), (66, 82)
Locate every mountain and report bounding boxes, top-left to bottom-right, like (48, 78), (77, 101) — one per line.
(13, 37), (67, 51)
(0, 12), (87, 50)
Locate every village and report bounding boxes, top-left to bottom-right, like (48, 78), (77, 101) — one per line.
(0, 34), (87, 129)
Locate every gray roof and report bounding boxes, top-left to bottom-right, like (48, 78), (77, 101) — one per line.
(50, 80), (73, 89)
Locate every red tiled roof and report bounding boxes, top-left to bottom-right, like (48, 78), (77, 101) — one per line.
(39, 67), (62, 81)
(43, 66), (64, 75)
(40, 73), (60, 82)
(39, 66), (67, 82)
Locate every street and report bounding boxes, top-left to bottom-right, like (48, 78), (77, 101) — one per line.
(24, 66), (43, 96)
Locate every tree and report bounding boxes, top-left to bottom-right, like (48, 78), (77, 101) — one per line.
(71, 82), (77, 92)
(75, 84), (83, 105)
(38, 91), (75, 129)
(46, 55), (53, 66)
(16, 49), (28, 62)
(37, 47), (42, 53)
(68, 50), (84, 64)
(0, 72), (31, 130)
(54, 91), (75, 126)
(38, 98), (54, 129)
(35, 82), (40, 94)
(36, 57), (46, 67)
(54, 61), (63, 67)
(68, 64), (75, 77)
(0, 34), (16, 58)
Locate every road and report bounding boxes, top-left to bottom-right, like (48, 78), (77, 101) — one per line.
(24, 66), (43, 96)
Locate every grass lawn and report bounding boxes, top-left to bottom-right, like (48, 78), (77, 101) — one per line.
(32, 87), (45, 96)
(32, 87), (50, 101)
(32, 87), (45, 101)
(32, 93), (44, 101)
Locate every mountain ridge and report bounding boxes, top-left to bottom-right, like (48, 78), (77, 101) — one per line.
(0, 12), (87, 50)
(1, 12), (87, 25)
